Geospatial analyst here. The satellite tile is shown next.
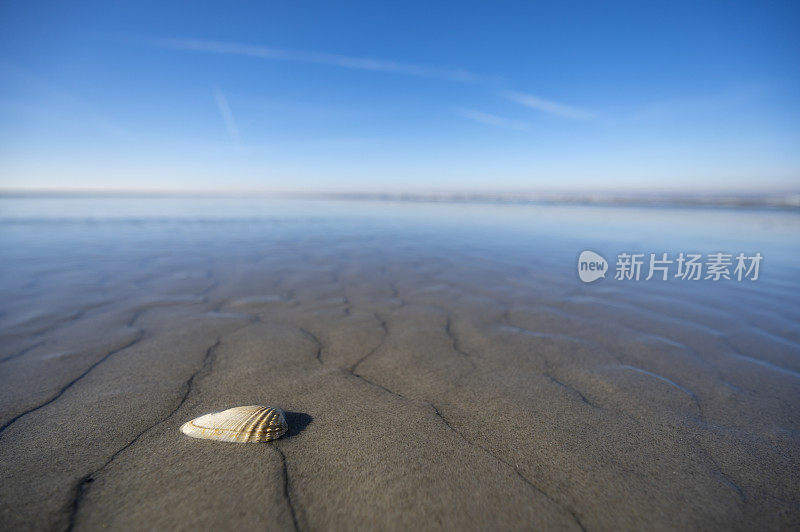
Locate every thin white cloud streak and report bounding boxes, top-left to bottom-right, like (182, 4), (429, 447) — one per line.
(457, 109), (528, 130)
(503, 91), (596, 120)
(212, 87), (239, 141)
(138, 38), (598, 122)
(151, 38), (479, 83)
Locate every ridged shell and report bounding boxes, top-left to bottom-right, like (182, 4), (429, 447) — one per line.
(180, 405), (288, 443)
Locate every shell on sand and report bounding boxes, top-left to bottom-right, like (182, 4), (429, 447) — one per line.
(180, 405), (288, 443)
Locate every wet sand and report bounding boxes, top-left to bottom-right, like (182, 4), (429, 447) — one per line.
(0, 200), (798, 530)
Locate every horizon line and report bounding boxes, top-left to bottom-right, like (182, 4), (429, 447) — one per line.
(1, 188), (799, 210)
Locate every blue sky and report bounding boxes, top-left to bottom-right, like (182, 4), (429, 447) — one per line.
(0, 1), (798, 193)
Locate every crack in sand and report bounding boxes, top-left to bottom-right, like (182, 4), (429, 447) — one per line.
(619, 364), (706, 422)
(275, 446), (301, 531)
(545, 375), (597, 408)
(348, 313), (388, 374)
(380, 272), (405, 307)
(198, 279), (220, 297)
(2, 296), (241, 441)
(443, 314), (477, 374)
(28, 303), (106, 337)
(62, 300), (267, 528)
(498, 311), (603, 409)
(502, 309), (709, 420)
(349, 371), (409, 401)
(0, 332), (145, 439)
(338, 334), (586, 532)
(429, 404), (587, 531)
(695, 443), (747, 504)
(66, 336), (224, 530)
(329, 303), (585, 529)
(0, 340), (45, 364)
(126, 308), (146, 328)
(0, 301), (111, 365)
(297, 327), (323, 365)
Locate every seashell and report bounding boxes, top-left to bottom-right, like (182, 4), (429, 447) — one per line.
(180, 405), (288, 443)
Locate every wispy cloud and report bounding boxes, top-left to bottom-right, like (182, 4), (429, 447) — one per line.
(503, 91), (596, 120)
(457, 109), (528, 130)
(150, 38), (479, 83)
(212, 87), (239, 141)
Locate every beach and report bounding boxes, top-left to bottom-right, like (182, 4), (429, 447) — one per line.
(0, 197), (798, 530)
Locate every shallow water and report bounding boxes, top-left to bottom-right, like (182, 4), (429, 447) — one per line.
(0, 196), (798, 529)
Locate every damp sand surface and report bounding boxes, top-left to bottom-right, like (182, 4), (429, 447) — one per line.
(0, 197), (799, 530)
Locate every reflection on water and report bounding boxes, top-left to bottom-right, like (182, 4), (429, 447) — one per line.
(2, 196), (798, 351)
(1, 195), (798, 301)
(1, 197), (798, 359)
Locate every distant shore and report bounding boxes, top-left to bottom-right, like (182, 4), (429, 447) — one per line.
(2, 189), (799, 210)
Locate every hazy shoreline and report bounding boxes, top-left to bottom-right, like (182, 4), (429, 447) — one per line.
(2, 189), (799, 211)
